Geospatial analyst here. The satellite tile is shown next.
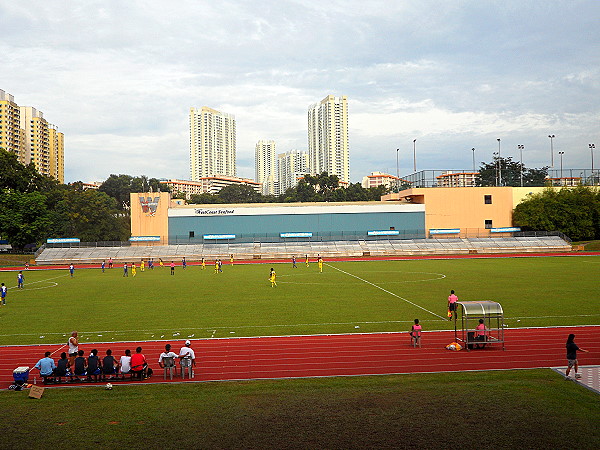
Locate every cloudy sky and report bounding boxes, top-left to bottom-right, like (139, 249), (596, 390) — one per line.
(2, 0), (599, 183)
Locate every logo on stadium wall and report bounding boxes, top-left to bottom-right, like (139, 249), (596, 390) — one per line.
(139, 196), (160, 216)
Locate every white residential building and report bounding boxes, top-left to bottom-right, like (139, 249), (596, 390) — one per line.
(255, 140), (277, 195)
(189, 106), (236, 181)
(361, 172), (401, 190)
(278, 150), (310, 195)
(307, 95), (349, 183)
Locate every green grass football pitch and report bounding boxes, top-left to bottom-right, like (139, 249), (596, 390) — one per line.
(1, 255), (598, 345)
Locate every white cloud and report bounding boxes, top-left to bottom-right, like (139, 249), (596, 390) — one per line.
(1, 0), (598, 183)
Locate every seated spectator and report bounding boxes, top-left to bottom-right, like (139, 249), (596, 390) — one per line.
(87, 349), (102, 382)
(73, 349), (87, 381)
(158, 344), (179, 377)
(179, 340), (196, 377)
(475, 319), (487, 349)
(130, 346), (148, 379)
(34, 351), (56, 383)
(54, 352), (72, 383)
(119, 349), (132, 379)
(102, 349), (119, 380)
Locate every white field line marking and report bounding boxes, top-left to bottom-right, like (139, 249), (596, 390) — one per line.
(326, 263), (446, 320)
(1, 324), (598, 347)
(1, 315), (599, 339)
(279, 271), (446, 284)
(7, 273), (67, 290)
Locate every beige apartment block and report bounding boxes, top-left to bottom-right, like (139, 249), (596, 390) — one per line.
(0, 90), (24, 161)
(189, 106), (236, 181)
(308, 95), (349, 183)
(49, 124), (65, 183)
(0, 90), (64, 182)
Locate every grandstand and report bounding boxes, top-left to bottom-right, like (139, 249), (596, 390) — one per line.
(35, 235), (572, 265)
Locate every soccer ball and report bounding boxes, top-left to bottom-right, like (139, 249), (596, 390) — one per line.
(105, 383), (113, 390)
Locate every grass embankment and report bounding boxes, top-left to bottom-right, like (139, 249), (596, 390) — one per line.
(573, 240), (600, 251)
(1, 369), (598, 448)
(0, 254), (31, 267)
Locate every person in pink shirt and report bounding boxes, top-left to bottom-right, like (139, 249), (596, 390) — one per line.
(447, 290), (458, 320)
(410, 319), (422, 347)
(475, 319), (486, 348)
(170, 261), (175, 275)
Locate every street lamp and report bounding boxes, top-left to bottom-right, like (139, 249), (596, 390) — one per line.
(559, 151), (565, 182)
(548, 134), (555, 168)
(413, 139), (417, 173)
(471, 148), (476, 173)
(518, 145), (524, 187)
(589, 144), (595, 182)
(497, 138), (502, 186)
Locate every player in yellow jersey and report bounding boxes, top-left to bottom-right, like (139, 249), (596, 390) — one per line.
(269, 268), (277, 287)
(318, 255), (323, 273)
(214, 260), (219, 274)
(230, 254), (234, 266)
(159, 258), (164, 268)
(305, 254), (309, 267)
(131, 263), (137, 277)
(201, 257), (206, 270)
(140, 260), (145, 272)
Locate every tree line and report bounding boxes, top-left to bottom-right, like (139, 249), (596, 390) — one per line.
(0, 151), (388, 249)
(513, 186), (600, 241)
(182, 172), (389, 204)
(0, 150), (141, 248)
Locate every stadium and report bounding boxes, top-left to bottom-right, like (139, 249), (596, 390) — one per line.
(1, 190), (599, 448)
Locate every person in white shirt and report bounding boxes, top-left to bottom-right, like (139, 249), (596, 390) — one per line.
(119, 349), (132, 378)
(67, 331), (79, 366)
(179, 340), (196, 376)
(158, 344), (179, 376)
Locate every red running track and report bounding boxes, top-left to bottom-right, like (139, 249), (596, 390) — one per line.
(1, 326), (599, 388)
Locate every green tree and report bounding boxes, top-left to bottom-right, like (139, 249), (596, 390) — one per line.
(304, 172), (340, 201)
(476, 156), (548, 187)
(368, 184), (389, 200)
(513, 187), (600, 240)
(99, 174), (169, 209)
(189, 193), (223, 204)
(218, 184), (262, 203)
(0, 148), (59, 193)
(51, 189), (130, 242)
(0, 191), (54, 248)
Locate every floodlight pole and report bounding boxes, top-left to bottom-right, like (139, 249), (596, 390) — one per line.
(396, 148), (400, 191)
(518, 145), (524, 187)
(413, 139), (417, 173)
(559, 151), (565, 183)
(548, 134), (555, 168)
(472, 147), (476, 172)
(590, 144), (595, 183)
(497, 138), (502, 186)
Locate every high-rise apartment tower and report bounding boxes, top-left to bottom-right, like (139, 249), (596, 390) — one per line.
(0, 90), (64, 182)
(255, 140), (277, 195)
(189, 106), (236, 180)
(307, 95), (349, 183)
(278, 150), (309, 195)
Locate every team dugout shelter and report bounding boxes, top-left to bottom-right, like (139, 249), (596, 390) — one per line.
(454, 301), (506, 351)
(130, 192), (426, 244)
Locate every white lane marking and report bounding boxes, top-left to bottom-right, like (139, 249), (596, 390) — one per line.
(325, 263), (446, 320)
